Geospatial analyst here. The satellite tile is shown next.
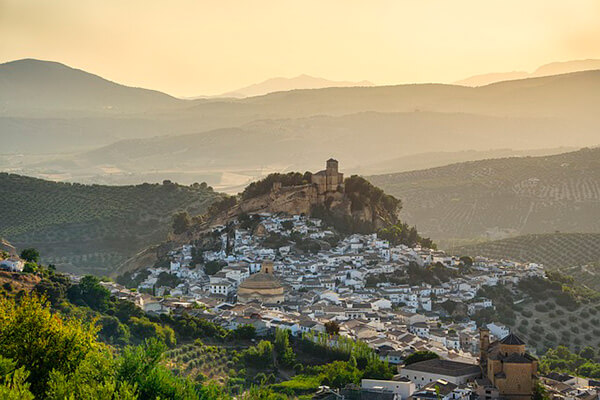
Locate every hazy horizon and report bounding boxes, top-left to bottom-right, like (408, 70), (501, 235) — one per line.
(2, 0), (600, 97)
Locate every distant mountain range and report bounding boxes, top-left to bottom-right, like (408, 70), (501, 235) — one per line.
(1, 58), (600, 192)
(368, 147), (600, 247)
(215, 74), (374, 98)
(455, 58), (600, 86)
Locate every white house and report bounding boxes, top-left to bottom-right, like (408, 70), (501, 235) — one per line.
(361, 378), (415, 399)
(410, 322), (430, 339)
(209, 280), (234, 296)
(486, 322), (510, 340)
(399, 359), (481, 389)
(0, 257), (24, 272)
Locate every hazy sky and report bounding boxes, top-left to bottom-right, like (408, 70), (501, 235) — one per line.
(1, 0), (599, 97)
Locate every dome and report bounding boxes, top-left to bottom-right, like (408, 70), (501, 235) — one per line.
(239, 272), (283, 290)
(237, 261), (284, 304)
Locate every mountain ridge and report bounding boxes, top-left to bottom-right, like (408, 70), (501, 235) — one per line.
(0, 58), (184, 115)
(217, 74), (374, 98)
(455, 58), (600, 87)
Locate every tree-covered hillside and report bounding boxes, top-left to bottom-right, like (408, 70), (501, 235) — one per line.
(451, 233), (600, 291)
(0, 173), (221, 274)
(451, 233), (600, 269)
(368, 147), (600, 247)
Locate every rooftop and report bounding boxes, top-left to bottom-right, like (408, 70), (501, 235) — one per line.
(499, 333), (525, 345)
(402, 359), (481, 377)
(238, 271), (283, 290)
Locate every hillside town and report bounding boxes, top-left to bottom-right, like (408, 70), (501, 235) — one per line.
(109, 211), (543, 354)
(91, 210), (600, 400)
(4, 161), (598, 400)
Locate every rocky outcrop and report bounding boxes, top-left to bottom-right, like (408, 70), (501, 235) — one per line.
(204, 182), (397, 232)
(117, 178), (400, 273)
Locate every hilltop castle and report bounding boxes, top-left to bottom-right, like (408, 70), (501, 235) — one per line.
(311, 158), (344, 194)
(201, 158), (396, 232)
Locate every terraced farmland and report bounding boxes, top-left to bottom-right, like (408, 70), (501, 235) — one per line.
(512, 297), (600, 355)
(368, 147), (600, 246)
(451, 233), (600, 290)
(0, 173), (220, 274)
(451, 233), (600, 268)
(166, 343), (240, 384)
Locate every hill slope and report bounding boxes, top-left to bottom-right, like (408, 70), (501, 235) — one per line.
(0, 173), (220, 274)
(450, 233), (600, 292)
(451, 233), (600, 269)
(368, 148), (600, 246)
(0, 58), (184, 115)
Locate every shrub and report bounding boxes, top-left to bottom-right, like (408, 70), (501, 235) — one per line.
(571, 326), (580, 334)
(535, 304), (548, 312)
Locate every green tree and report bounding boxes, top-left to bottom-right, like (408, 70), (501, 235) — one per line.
(0, 294), (99, 396)
(67, 275), (111, 312)
(129, 316), (177, 348)
(580, 346), (596, 361)
(274, 328), (296, 367)
(404, 351), (439, 366)
(205, 260), (226, 275)
(22, 263), (38, 274)
(46, 349), (137, 400)
(173, 211), (192, 235)
(115, 299), (144, 324)
(362, 358), (394, 380)
(117, 338), (197, 400)
(231, 325), (256, 340)
(19, 248), (40, 263)
(98, 315), (131, 346)
(533, 382), (550, 400)
(324, 320), (340, 335)
(33, 278), (68, 305)
(319, 361), (361, 388)
(243, 341), (274, 368)
(0, 366), (34, 400)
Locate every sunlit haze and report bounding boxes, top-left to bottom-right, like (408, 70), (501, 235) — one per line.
(1, 0), (599, 96)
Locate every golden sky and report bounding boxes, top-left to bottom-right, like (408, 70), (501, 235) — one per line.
(1, 0), (599, 97)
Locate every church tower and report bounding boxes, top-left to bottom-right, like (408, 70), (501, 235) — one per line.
(326, 158), (339, 175)
(312, 159), (344, 194)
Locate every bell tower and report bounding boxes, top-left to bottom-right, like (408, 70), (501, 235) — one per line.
(326, 158), (338, 174)
(261, 261), (274, 274)
(479, 327), (490, 364)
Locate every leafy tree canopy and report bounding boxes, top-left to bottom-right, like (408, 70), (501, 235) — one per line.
(404, 351), (439, 366)
(19, 248), (40, 263)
